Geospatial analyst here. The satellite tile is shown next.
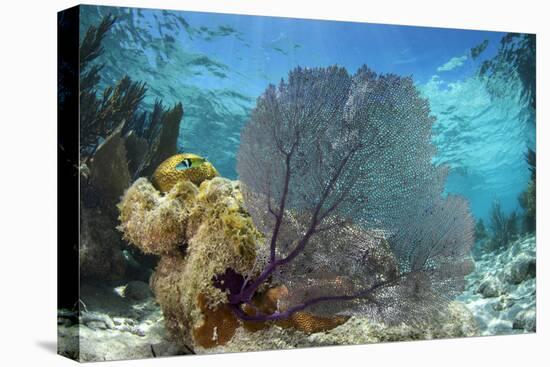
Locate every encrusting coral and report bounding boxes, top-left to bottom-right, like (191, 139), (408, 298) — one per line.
(241, 285), (349, 334)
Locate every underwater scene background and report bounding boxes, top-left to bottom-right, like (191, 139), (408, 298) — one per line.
(79, 6), (535, 221)
(58, 5), (536, 362)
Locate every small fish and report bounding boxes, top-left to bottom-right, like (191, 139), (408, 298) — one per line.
(175, 156), (207, 170)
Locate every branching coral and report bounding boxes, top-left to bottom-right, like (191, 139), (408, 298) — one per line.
(231, 65), (475, 325)
(475, 218), (489, 242)
(132, 102), (185, 179)
(79, 15), (185, 175)
(519, 148), (536, 233)
(487, 200), (518, 252)
(79, 15), (147, 156)
(478, 33), (536, 110)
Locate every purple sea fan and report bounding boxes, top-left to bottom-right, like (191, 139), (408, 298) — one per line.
(229, 65), (474, 324)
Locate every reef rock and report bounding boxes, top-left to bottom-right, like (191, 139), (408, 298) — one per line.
(57, 283), (186, 362)
(80, 207), (126, 280)
(78, 124), (134, 281)
(124, 280), (153, 301)
(513, 308), (536, 332)
(118, 176), (263, 349)
(507, 252), (536, 284)
(476, 277), (503, 298)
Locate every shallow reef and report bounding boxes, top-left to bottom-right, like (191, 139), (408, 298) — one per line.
(458, 235), (536, 335)
(116, 63), (480, 353)
(117, 171), (481, 353)
(60, 14), (537, 361)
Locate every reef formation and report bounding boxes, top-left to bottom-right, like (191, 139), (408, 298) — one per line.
(118, 64), (479, 352)
(117, 174), (480, 351)
(118, 171), (354, 349)
(459, 234), (536, 335)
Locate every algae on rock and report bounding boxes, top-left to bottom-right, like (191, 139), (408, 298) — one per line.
(118, 176), (263, 349)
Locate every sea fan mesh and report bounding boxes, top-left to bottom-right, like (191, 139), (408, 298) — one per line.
(237, 65), (475, 325)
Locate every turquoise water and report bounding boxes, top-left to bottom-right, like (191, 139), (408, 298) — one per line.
(80, 5), (535, 223)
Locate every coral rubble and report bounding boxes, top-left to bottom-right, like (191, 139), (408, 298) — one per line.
(458, 235), (536, 335)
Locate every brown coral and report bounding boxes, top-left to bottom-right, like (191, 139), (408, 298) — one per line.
(288, 312), (349, 334)
(191, 284), (349, 348)
(193, 294), (240, 348)
(242, 285), (349, 334)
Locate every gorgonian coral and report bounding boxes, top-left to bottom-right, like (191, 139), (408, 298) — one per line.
(231, 65), (475, 324)
(78, 15), (186, 281)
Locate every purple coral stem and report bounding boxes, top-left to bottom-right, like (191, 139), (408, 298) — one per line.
(232, 275), (405, 322)
(237, 144), (361, 305)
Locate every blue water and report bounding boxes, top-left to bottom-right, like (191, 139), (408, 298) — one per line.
(80, 5), (535, 223)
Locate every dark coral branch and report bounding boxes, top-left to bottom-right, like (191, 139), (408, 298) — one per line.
(526, 148), (536, 181)
(80, 14), (116, 71)
(236, 142), (361, 304)
(232, 274), (406, 322)
(269, 151), (292, 262)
